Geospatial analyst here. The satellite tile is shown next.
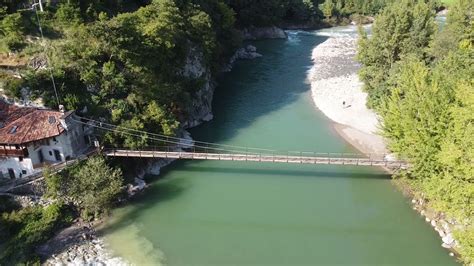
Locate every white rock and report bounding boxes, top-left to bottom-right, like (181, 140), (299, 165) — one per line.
(442, 234), (455, 245)
(425, 217), (431, 222)
(134, 178), (146, 190)
(72, 256), (85, 265)
(442, 243), (451, 249)
(246, 45), (257, 52)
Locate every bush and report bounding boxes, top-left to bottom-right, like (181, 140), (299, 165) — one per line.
(0, 203), (73, 264)
(0, 12), (26, 52)
(0, 74), (24, 98)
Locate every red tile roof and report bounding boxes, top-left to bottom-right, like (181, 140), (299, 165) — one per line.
(0, 101), (65, 145)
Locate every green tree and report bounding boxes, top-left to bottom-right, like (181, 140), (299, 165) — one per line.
(430, 0), (474, 60)
(0, 12), (25, 51)
(357, 0), (436, 109)
(70, 156), (123, 218)
(321, 0), (335, 20)
(0, 203), (72, 264)
(55, 3), (83, 26)
(46, 156), (123, 218)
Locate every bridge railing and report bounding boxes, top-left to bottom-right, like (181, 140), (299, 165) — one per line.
(102, 144), (392, 161)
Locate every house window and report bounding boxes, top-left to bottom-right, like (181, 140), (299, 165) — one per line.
(49, 151), (53, 156)
(53, 137), (57, 141)
(19, 156), (23, 162)
(22, 170), (27, 174)
(15, 144), (20, 149)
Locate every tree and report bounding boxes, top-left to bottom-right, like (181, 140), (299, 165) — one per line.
(46, 156), (123, 218)
(357, 0), (436, 109)
(321, 0), (335, 20)
(55, 3), (83, 26)
(430, 0), (474, 60)
(0, 12), (25, 51)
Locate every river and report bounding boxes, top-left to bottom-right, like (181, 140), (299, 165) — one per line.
(101, 26), (456, 265)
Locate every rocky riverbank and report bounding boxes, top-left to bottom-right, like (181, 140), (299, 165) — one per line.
(307, 24), (462, 261)
(40, 221), (129, 266)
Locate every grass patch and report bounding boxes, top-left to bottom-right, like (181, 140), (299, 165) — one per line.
(440, 0), (457, 7)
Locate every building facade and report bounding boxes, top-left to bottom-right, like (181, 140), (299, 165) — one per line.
(0, 101), (88, 179)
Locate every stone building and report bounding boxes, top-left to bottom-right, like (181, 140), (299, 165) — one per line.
(0, 101), (88, 179)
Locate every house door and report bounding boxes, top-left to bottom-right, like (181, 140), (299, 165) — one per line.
(54, 149), (62, 162)
(38, 150), (44, 163)
(8, 168), (15, 179)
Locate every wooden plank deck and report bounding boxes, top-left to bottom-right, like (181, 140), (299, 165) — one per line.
(103, 149), (408, 168)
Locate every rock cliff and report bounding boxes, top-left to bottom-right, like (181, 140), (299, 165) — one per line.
(180, 46), (216, 128)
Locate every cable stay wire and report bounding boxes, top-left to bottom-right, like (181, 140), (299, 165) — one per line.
(75, 116), (281, 153)
(71, 117), (279, 156)
(72, 116), (369, 158)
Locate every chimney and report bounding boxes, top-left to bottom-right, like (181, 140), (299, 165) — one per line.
(59, 104), (65, 114)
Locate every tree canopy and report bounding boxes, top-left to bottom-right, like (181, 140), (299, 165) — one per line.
(357, 0), (473, 262)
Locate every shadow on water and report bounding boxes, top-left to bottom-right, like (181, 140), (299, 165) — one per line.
(98, 175), (189, 235)
(100, 157), (389, 236)
(178, 164), (390, 180)
(191, 32), (329, 145)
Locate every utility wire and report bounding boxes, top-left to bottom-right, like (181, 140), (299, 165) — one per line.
(33, 3), (60, 108)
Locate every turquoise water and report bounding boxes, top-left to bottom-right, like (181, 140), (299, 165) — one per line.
(102, 29), (456, 265)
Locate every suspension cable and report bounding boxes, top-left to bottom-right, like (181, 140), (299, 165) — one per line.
(76, 116), (279, 153)
(71, 117), (271, 155)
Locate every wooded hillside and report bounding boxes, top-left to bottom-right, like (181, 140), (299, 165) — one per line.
(357, 0), (473, 262)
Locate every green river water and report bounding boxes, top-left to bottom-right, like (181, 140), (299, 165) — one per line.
(102, 28), (457, 265)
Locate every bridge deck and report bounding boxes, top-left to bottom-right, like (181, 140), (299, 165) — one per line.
(103, 149), (407, 168)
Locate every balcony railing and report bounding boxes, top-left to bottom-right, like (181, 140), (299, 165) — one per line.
(0, 148), (28, 157)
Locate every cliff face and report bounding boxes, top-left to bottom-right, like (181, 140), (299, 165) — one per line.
(180, 46), (216, 128)
(180, 26), (287, 127)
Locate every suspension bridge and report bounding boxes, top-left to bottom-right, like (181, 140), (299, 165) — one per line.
(73, 117), (408, 169)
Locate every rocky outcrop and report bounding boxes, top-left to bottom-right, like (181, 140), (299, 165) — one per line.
(180, 46), (216, 128)
(241, 26), (287, 40)
(222, 45), (262, 72)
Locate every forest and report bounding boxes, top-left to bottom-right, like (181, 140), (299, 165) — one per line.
(0, 0), (393, 263)
(1, 0), (471, 264)
(0, 0), (395, 147)
(357, 0), (473, 262)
